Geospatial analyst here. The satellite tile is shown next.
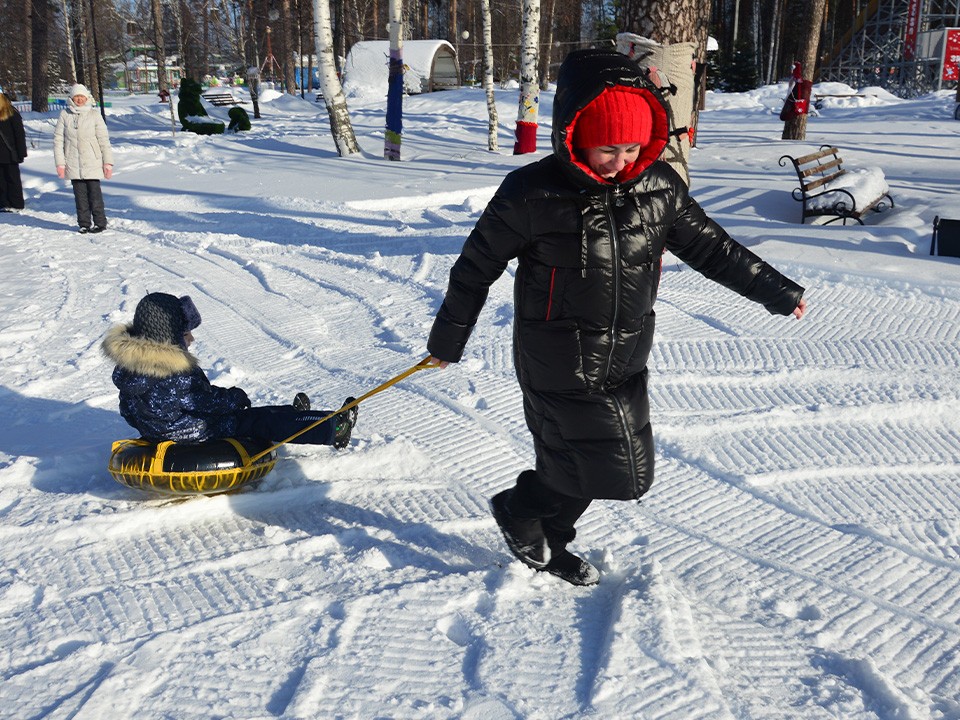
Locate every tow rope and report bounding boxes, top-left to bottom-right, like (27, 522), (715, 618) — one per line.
(246, 356), (438, 464)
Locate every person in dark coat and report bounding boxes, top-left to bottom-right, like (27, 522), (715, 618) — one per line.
(425, 49), (807, 586)
(102, 292), (359, 449)
(0, 93), (28, 211)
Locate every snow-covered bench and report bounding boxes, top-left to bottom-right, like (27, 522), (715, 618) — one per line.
(778, 146), (894, 225)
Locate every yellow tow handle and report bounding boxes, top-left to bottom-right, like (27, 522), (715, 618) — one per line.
(246, 356), (439, 464)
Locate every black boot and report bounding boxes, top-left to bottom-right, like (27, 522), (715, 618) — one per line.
(333, 397), (358, 449)
(490, 489), (550, 569)
(541, 547), (600, 586)
(292, 392), (311, 411)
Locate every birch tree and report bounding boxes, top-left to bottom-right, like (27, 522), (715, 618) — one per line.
(513, 0), (540, 154)
(313, 0), (360, 155)
(480, 0), (498, 152)
(384, 0), (402, 160)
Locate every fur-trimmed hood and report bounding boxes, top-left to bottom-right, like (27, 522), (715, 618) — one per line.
(101, 324), (198, 378)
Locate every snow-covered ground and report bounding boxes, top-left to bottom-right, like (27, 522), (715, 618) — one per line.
(2, 80), (959, 719)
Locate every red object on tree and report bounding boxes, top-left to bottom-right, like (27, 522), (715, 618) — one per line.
(514, 120), (537, 154)
(780, 63), (811, 120)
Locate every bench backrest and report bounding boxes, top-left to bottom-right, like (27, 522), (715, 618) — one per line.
(782, 146), (847, 193)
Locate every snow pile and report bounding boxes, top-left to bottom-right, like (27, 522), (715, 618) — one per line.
(183, 114), (223, 125)
(806, 166), (890, 212)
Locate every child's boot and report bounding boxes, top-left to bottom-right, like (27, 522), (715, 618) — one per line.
(333, 397), (358, 449)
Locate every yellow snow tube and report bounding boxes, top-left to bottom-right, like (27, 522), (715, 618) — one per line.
(108, 437), (278, 496)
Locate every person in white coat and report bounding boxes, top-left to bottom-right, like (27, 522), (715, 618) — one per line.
(54, 83), (114, 233)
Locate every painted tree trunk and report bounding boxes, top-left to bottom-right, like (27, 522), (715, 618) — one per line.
(313, 0), (360, 156)
(384, 0), (403, 161)
(619, 0), (710, 152)
(481, 0), (498, 152)
(514, 0), (541, 154)
(782, 0), (826, 140)
(617, 34), (696, 186)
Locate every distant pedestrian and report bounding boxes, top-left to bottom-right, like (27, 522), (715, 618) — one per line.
(426, 49), (807, 586)
(53, 83), (114, 233)
(0, 92), (27, 212)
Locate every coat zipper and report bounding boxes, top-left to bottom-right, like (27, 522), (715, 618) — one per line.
(603, 187), (622, 382)
(603, 184), (640, 498)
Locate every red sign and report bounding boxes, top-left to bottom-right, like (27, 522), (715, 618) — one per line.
(904, 0), (922, 60)
(944, 29), (960, 82)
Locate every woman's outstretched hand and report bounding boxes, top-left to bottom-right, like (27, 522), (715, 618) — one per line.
(793, 297), (808, 320)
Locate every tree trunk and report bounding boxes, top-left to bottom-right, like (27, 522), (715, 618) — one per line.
(24, 0), (33, 101)
(481, 0), (498, 152)
(384, 0), (403, 160)
(245, 0), (261, 117)
(619, 0), (710, 142)
(765, 0), (784, 84)
(86, 0), (106, 120)
(31, 0), (49, 112)
(313, 0), (360, 155)
(781, 0), (825, 140)
(450, 0), (458, 44)
(513, 0), (540, 154)
(281, 0), (297, 93)
(61, 0), (77, 83)
(152, 0), (177, 136)
(71, 0), (86, 86)
(539, 0), (555, 90)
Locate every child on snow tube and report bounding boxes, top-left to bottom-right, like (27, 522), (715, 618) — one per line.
(101, 292), (358, 449)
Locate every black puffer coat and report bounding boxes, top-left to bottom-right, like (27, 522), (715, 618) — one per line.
(428, 50), (804, 501)
(0, 110), (27, 165)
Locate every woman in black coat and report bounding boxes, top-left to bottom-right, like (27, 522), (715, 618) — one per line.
(0, 93), (27, 211)
(426, 49), (807, 586)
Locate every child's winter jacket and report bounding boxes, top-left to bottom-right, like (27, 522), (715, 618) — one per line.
(102, 324), (250, 442)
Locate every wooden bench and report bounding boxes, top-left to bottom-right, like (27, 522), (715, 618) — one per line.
(202, 91), (241, 106)
(778, 146), (894, 225)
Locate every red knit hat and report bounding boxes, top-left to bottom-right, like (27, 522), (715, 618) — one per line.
(572, 87), (653, 149)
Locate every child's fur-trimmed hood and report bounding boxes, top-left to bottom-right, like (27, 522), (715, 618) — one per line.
(101, 324), (198, 378)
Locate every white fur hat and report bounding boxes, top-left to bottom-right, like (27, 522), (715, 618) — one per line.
(69, 83), (91, 99)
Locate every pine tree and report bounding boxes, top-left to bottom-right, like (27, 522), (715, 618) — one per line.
(724, 40), (759, 93)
